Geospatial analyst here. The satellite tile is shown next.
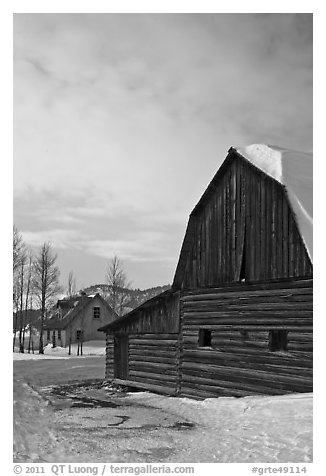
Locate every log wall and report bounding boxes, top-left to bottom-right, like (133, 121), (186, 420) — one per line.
(105, 333), (114, 380)
(180, 278), (313, 399)
(127, 333), (179, 395)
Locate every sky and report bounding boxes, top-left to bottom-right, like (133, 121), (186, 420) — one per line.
(13, 13), (313, 291)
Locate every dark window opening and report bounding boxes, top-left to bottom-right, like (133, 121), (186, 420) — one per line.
(46, 330), (50, 340)
(269, 330), (288, 352)
(239, 232), (247, 281)
(58, 330), (61, 340)
(76, 330), (84, 341)
(93, 306), (101, 319)
(198, 329), (212, 347)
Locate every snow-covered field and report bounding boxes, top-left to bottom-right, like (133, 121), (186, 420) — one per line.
(13, 340), (106, 360)
(13, 355), (313, 464)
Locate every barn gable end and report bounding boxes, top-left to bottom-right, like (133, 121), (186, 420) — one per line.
(173, 148), (312, 291)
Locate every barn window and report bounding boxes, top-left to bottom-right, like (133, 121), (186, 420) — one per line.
(269, 330), (288, 352)
(93, 306), (101, 319)
(198, 329), (212, 347)
(57, 330), (61, 340)
(46, 330), (50, 340)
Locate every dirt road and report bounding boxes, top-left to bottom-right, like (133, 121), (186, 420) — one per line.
(13, 356), (313, 463)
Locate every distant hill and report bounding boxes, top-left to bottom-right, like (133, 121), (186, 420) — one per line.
(81, 283), (171, 315)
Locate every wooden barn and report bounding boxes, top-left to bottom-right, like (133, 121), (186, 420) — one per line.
(99, 144), (313, 398)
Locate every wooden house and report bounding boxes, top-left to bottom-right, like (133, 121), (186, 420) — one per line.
(44, 293), (117, 348)
(99, 144), (313, 398)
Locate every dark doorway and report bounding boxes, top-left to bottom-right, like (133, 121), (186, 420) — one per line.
(114, 335), (129, 379)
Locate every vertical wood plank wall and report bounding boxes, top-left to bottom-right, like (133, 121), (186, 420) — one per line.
(180, 278), (313, 399)
(180, 156), (312, 290)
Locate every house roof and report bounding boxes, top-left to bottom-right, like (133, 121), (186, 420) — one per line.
(98, 289), (174, 333)
(44, 293), (117, 330)
(173, 144), (313, 288)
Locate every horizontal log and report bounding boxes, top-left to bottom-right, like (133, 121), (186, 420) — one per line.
(181, 377), (274, 396)
(128, 347), (177, 357)
(182, 293), (313, 307)
(128, 338), (178, 345)
(128, 354), (177, 365)
(181, 371), (311, 394)
(181, 359), (312, 378)
(128, 350), (177, 357)
(182, 325), (312, 332)
(181, 361), (312, 382)
(128, 370), (178, 383)
(180, 381), (288, 398)
(181, 279), (313, 298)
(128, 333), (178, 339)
(287, 343), (313, 351)
(181, 362), (312, 386)
(129, 361), (177, 373)
(183, 319), (312, 329)
(113, 378), (177, 395)
(183, 302), (312, 314)
(287, 332), (313, 342)
(183, 349), (313, 368)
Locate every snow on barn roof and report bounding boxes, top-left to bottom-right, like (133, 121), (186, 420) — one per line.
(235, 144), (313, 261)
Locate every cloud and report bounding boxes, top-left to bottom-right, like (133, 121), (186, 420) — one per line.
(13, 13), (312, 288)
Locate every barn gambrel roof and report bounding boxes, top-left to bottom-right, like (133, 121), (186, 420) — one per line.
(173, 144), (313, 289)
(236, 144), (312, 262)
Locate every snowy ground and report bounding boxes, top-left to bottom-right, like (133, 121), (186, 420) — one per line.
(13, 340), (106, 360)
(13, 356), (313, 464)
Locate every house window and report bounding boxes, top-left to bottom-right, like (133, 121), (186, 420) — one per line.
(269, 330), (288, 352)
(76, 330), (84, 341)
(46, 330), (50, 340)
(93, 306), (101, 319)
(198, 329), (212, 347)
(58, 330), (61, 340)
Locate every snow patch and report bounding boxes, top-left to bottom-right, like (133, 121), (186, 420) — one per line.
(237, 144), (283, 182)
(235, 144), (313, 261)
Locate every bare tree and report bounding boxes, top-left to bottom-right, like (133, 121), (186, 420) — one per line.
(33, 242), (62, 354)
(105, 255), (131, 316)
(67, 270), (77, 298)
(17, 251), (27, 352)
(13, 280), (21, 351)
(13, 226), (26, 351)
(22, 251), (34, 352)
(13, 226), (24, 273)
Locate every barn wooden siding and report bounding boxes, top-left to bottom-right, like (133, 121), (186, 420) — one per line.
(175, 153), (312, 290)
(180, 278), (313, 399)
(104, 291), (181, 394)
(127, 333), (179, 395)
